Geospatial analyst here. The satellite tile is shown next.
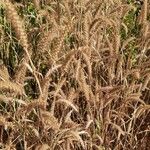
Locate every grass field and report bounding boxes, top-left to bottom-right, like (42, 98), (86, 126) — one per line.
(0, 0), (150, 149)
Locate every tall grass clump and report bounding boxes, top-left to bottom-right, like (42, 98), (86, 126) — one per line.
(0, 0), (150, 149)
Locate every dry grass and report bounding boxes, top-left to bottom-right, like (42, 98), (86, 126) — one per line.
(0, 0), (150, 149)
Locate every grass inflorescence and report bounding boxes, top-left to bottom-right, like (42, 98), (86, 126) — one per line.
(0, 0), (150, 150)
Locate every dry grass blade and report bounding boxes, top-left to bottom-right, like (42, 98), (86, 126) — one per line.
(109, 122), (125, 136)
(0, 0), (150, 149)
(54, 78), (66, 97)
(134, 104), (150, 118)
(57, 99), (78, 112)
(142, 73), (150, 91)
(0, 81), (23, 95)
(0, 62), (9, 81)
(35, 144), (50, 150)
(70, 131), (85, 149)
(41, 110), (60, 130)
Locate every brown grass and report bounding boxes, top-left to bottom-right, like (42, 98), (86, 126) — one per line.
(0, 0), (150, 149)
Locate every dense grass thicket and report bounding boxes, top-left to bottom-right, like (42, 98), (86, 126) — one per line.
(0, 0), (150, 149)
